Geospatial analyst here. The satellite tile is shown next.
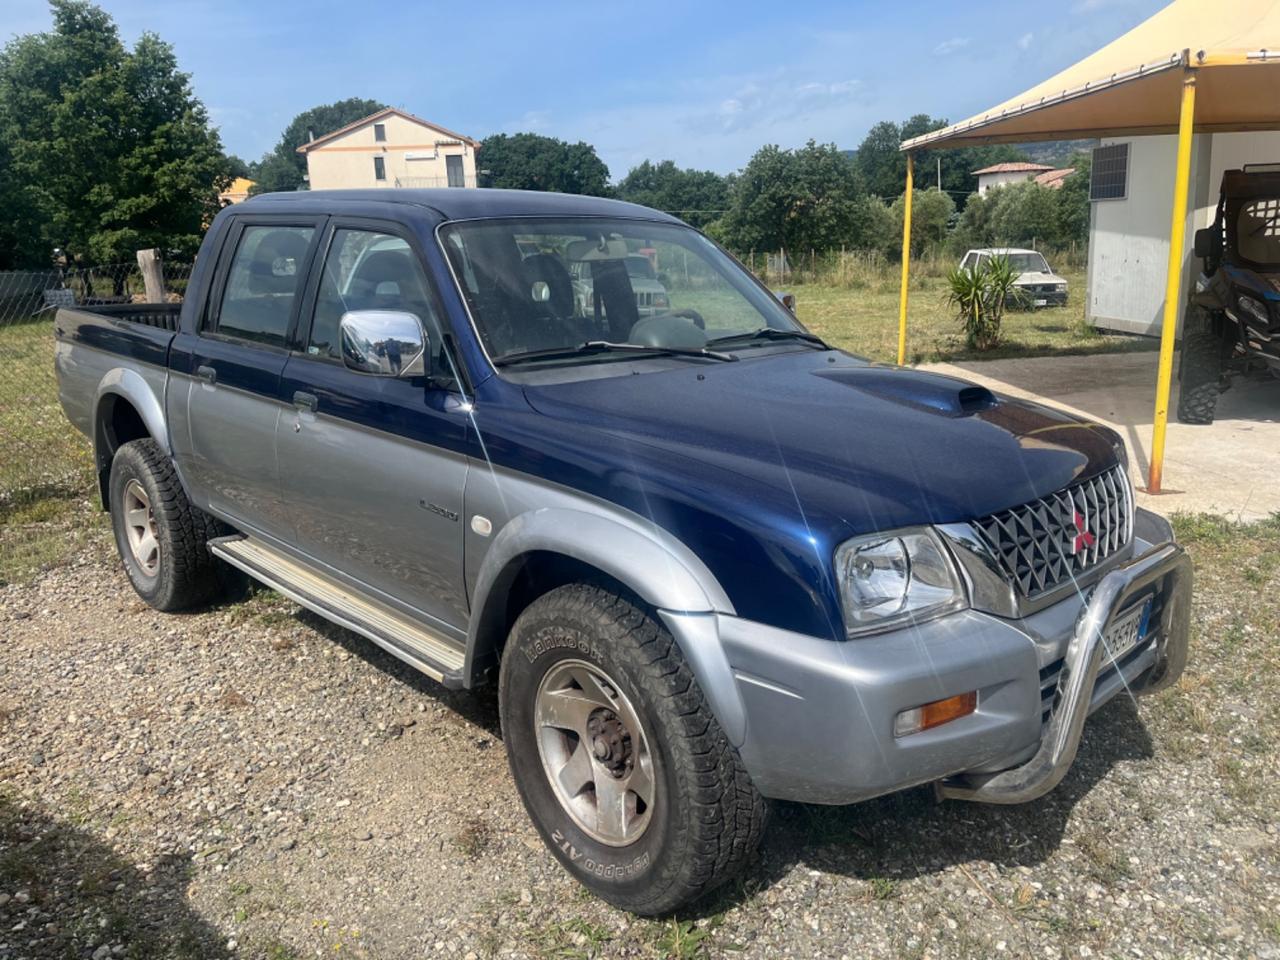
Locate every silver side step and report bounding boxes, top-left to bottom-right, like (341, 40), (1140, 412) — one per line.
(209, 536), (466, 688)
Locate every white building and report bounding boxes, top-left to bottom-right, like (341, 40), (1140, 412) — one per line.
(973, 161), (1055, 195)
(1086, 131), (1280, 335)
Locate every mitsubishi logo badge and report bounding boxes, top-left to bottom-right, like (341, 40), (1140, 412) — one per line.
(1070, 510), (1096, 555)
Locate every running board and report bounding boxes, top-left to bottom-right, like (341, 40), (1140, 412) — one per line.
(209, 536), (466, 688)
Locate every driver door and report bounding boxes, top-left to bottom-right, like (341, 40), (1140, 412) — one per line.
(277, 220), (471, 635)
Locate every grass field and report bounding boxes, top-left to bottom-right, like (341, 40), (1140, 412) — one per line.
(0, 319), (99, 586)
(790, 266), (1156, 364)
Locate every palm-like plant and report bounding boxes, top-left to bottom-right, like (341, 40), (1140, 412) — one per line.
(946, 253), (1017, 351)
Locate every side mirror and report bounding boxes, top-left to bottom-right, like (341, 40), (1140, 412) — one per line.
(775, 291), (796, 312)
(1193, 227), (1214, 259)
(339, 310), (426, 378)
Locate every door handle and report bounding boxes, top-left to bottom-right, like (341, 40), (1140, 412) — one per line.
(293, 390), (318, 413)
(195, 364), (217, 385)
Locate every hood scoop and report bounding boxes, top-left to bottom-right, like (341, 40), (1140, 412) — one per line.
(814, 365), (999, 418)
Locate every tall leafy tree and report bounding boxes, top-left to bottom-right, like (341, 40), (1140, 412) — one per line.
(0, 0), (229, 267)
(477, 133), (610, 196)
(891, 188), (956, 257)
(854, 114), (1027, 205)
(252, 97), (387, 194)
(720, 140), (867, 254)
(615, 160), (729, 228)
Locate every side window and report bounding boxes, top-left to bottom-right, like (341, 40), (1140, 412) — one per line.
(960, 253), (975, 271)
(309, 229), (448, 373)
(212, 224), (314, 347)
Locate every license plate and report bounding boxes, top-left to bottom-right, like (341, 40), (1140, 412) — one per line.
(1103, 599), (1153, 663)
(1033, 298), (1048, 307)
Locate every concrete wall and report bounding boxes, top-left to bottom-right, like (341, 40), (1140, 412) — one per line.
(304, 113), (477, 190)
(1087, 131), (1280, 337)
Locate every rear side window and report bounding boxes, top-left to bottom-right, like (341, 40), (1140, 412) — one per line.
(213, 225), (315, 347)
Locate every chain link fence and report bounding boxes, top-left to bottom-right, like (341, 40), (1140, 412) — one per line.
(0, 259), (193, 585)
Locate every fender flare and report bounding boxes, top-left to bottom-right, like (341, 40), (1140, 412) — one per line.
(91, 368), (170, 505)
(464, 505), (736, 686)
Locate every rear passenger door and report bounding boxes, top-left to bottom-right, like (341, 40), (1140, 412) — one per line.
(170, 217), (323, 542)
(276, 220), (471, 633)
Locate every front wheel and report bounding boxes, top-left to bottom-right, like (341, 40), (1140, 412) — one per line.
(108, 438), (229, 611)
(499, 584), (766, 915)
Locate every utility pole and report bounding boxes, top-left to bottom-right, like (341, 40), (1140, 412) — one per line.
(937, 156), (942, 192)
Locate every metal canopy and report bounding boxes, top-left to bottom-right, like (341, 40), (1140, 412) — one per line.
(895, 0), (1280, 495)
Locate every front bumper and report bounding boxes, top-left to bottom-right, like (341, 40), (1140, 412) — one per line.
(660, 512), (1191, 806)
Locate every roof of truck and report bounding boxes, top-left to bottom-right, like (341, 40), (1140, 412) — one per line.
(242, 188), (682, 224)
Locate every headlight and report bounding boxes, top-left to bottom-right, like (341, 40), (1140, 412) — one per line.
(1055, 284), (1067, 293)
(834, 527), (967, 637)
(1238, 294), (1269, 325)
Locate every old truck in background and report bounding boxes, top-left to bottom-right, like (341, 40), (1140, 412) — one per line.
(55, 188), (1191, 914)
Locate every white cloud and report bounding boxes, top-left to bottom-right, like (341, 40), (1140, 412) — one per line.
(1018, 32), (1034, 50)
(933, 37), (970, 56)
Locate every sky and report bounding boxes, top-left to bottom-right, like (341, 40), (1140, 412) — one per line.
(5, 0), (1169, 178)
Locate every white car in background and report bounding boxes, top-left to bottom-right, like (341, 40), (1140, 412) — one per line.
(960, 247), (1069, 307)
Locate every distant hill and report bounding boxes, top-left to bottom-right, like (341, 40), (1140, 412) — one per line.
(1018, 139), (1099, 167)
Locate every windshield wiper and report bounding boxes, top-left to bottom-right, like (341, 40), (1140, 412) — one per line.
(493, 340), (738, 367)
(705, 327), (831, 350)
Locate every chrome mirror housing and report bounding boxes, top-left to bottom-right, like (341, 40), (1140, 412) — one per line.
(339, 310), (427, 377)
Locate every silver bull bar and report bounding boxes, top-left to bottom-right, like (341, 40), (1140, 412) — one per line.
(939, 541), (1192, 804)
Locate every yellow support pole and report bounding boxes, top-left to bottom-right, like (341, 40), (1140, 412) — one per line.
(1148, 68), (1197, 495)
(897, 153), (914, 366)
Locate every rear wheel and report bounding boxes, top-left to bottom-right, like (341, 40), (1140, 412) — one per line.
(499, 584), (766, 915)
(1177, 307), (1224, 425)
(108, 438), (230, 610)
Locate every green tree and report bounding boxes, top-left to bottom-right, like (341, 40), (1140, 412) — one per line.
(987, 181), (1061, 248)
(252, 97), (386, 194)
(0, 0), (228, 267)
(1054, 154), (1091, 249)
(891, 188), (956, 257)
(854, 114), (1028, 205)
(615, 160), (729, 228)
(477, 132), (611, 196)
(720, 140), (867, 254)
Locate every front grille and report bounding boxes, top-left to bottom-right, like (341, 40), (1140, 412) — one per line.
(973, 465), (1133, 597)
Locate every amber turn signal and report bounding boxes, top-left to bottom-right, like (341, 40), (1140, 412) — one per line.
(893, 691), (978, 737)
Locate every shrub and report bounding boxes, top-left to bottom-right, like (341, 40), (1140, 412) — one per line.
(946, 254), (1020, 350)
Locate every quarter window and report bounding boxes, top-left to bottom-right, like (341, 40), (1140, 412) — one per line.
(213, 224), (315, 347)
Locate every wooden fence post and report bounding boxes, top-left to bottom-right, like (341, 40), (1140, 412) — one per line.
(136, 248), (165, 303)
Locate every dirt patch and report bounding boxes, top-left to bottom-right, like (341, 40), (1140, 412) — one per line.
(0, 516), (1276, 959)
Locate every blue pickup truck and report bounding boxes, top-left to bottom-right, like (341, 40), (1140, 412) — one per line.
(54, 189), (1191, 914)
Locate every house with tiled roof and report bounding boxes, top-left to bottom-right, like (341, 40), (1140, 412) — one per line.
(298, 107), (480, 190)
(972, 161), (1054, 195)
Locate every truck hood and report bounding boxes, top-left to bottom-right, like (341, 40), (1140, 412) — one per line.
(1014, 271), (1067, 286)
(521, 349), (1121, 534)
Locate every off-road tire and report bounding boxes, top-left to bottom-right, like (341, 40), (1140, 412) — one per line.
(1177, 308), (1223, 425)
(108, 438), (229, 611)
(499, 584), (767, 915)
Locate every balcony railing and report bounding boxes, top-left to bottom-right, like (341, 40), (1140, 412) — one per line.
(393, 175), (477, 189)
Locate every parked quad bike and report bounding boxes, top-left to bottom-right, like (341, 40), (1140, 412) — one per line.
(1177, 165), (1280, 425)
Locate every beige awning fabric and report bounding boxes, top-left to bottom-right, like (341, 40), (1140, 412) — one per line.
(901, 0), (1280, 150)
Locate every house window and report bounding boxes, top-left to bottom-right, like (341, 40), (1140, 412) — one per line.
(373, 123), (386, 142)
(1089, 143), (1129, 201)
(373, 156), (386, 181)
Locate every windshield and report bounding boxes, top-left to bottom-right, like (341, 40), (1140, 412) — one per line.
(440, 218), (803, 367)
(1006, 253), (1050, 274)
(1236, 197), (1280, 266)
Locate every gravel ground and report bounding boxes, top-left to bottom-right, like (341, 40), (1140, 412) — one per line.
(0, 516), (1276, 960)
